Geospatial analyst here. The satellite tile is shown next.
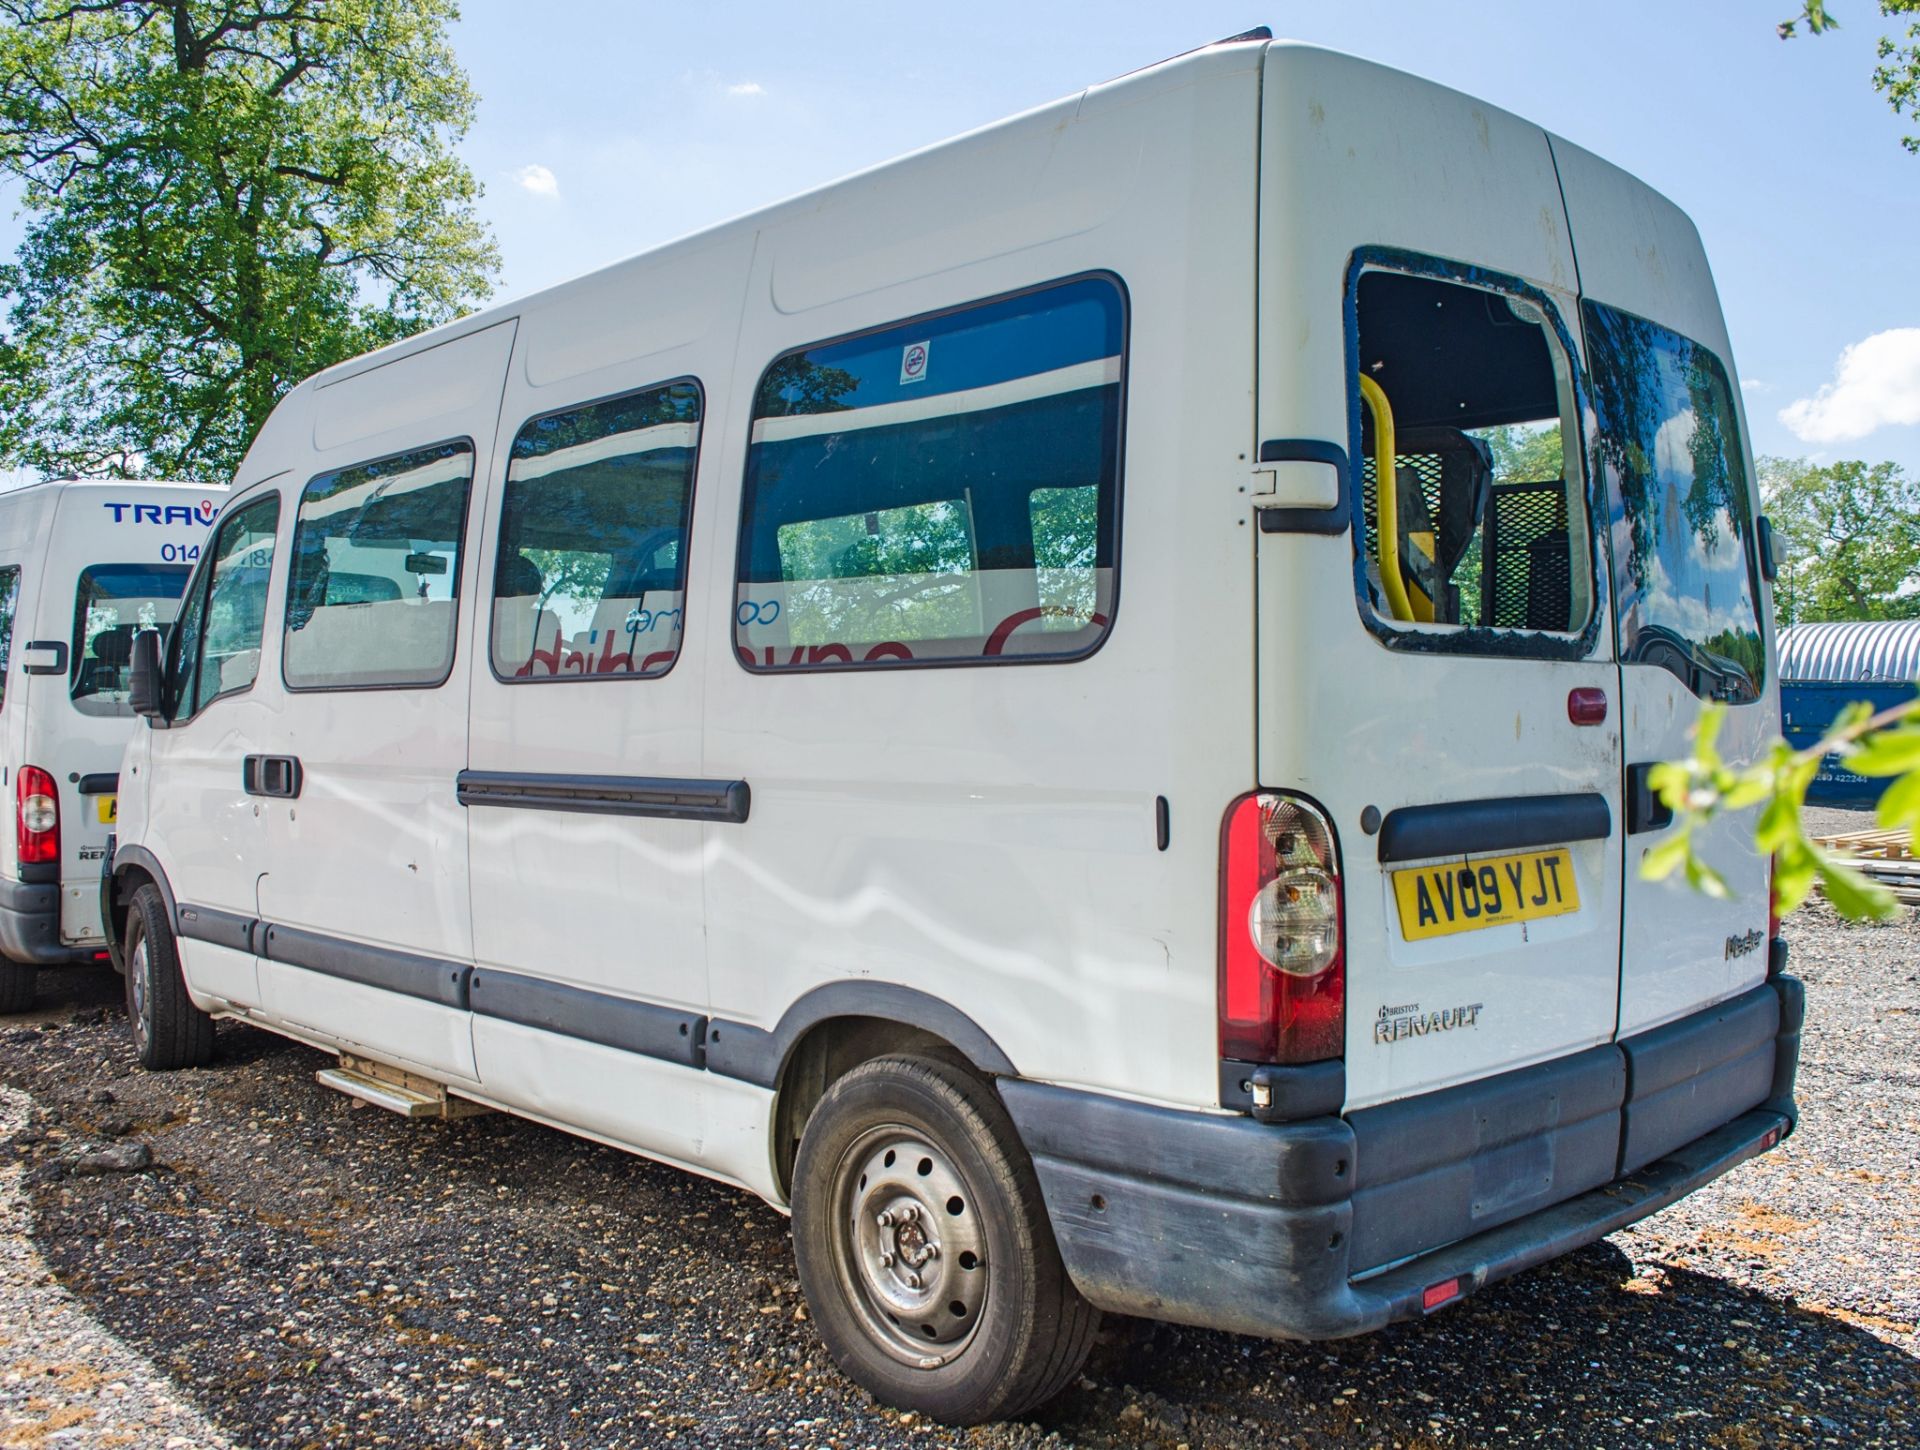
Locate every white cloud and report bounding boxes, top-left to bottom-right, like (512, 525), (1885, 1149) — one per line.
(512, 163), (560, 200)
(725, 81), (765, 97)
(1740, 378), (1772, 393)
(1780, 327), (1920, 443)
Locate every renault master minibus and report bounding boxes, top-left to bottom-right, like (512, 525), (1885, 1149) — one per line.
(106, 35), (1801, 1424)
(0, 478), (221, 1011)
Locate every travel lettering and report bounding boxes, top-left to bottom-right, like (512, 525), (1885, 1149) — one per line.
(103, 501), (216, 525)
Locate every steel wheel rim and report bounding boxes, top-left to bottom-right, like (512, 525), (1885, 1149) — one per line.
(128, 935), (150, 1055)
(828, 1124), (988, 1367)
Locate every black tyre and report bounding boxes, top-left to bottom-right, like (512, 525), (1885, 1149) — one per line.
(791, 1053), (1099, 1425)
(123, 883), (213, 1070)
(0, 958), (33, 1015)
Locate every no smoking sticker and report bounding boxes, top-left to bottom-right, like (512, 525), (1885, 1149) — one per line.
(899, 339), (931, 385)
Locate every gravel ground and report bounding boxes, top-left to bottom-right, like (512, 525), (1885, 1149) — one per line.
(0, 826), (1915, 1449)
(0, 1082), (232, 1450)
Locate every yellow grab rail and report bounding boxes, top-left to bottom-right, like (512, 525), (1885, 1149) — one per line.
(1358, 374), (1414, 623)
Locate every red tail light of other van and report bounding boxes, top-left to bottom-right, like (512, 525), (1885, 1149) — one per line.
(1219, 791), (1345, 1064)
(17, 765), (59, 867)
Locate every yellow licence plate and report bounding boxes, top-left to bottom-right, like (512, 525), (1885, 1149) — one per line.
(96, 795), (116, 824)
(1393, 848), (1578, 941)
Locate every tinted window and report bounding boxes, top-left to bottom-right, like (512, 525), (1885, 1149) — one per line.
(493, 382), (700, 680)
(1584, 302), (1764, 702)
(171, 495), (279, 719)
(1349, 266), (1594, 650)
(736, 276), (1124, 669)
(0, 566), (17, 711)
(70, 563), (191, 716)
(284, 442), (473, 690)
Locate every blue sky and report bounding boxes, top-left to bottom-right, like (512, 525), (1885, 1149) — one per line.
(447, 0), (1920, 475)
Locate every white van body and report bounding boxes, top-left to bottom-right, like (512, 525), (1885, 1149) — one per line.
(0, 479), (220, 996)
(109, 36), (1801, 1421)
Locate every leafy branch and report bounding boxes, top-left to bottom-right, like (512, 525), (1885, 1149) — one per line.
(1646, 696), (1920, 921)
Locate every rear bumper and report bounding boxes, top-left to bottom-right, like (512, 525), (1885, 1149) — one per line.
(1001, 972), (1803, 1341)
(0, 876), (96, 966)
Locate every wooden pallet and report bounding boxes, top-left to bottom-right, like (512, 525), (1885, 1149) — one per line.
(1811, 826), (1920, 904)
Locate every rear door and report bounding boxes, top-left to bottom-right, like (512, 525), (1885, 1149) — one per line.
(50, 487), (211, 943)
(1552, 140), (1775, 1033)
(1256, 47), (1624, 1109)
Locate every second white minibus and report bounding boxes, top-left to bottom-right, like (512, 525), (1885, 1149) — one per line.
(106, 35), (1799, 1424)
(0, 478), (221, 1010)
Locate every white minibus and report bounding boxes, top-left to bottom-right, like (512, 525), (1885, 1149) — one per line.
(0, 478), (221, 1011)
(106, 35), (1801, 1424)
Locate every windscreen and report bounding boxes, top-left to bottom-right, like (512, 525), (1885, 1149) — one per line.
(71, 563), (191, 716)
(1583, 301), (1765, 702)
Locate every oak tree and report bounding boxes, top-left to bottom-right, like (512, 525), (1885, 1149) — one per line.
(0, 0), (499, 481)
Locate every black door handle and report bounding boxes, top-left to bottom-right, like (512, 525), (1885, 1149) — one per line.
(243, 755), (303, 799)
(1625, 762), (1673, 835)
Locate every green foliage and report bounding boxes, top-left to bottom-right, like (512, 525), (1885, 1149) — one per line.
(1760, 456), (1920, 626)
(0, 1), (499, 481)
(1646, 698), (1907, 920)
(1475, 421), (1562, 485)
(1781, 2), (1920, 153)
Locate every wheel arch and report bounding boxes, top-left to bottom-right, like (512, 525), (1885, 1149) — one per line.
(717, 983), (1018, 1198)
(105, 845), (177, 972)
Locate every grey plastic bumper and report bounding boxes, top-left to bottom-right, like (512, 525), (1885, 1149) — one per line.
(1002, 973), (1802, 1341)
(0, 875), (92, 966)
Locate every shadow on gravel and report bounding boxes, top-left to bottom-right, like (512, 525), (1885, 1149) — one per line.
(1, 965), (1915, 1450)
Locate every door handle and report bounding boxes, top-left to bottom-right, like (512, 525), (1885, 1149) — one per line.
(1625, 762), (1673, 835)
(243, 755), (303, 800)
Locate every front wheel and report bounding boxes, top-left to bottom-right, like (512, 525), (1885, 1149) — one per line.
(124, 882), (214, 1070)
(791, 1053), (1099, 1425)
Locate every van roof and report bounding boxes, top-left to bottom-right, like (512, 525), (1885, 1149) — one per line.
(0, 477), (225, 497)
(244, 36), (1695, 486)
(300, 31), (1285, 391)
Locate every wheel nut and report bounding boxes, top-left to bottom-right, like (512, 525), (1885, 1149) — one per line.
(876, 1210), (894, 1228)
(903, 1270), (922, 1290)
(878, 1251), (894, 1267)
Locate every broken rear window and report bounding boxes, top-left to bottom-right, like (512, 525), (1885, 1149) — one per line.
(1348, 264), (1596, 655)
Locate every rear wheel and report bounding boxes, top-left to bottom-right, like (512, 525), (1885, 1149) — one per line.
(791, 1053), (1099, 1425)
(124, 883), (213, 1070)
(0, 959), (33, 1015)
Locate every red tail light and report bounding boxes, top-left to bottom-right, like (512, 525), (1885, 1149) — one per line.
(1220, 791), (1345, 1064)
(16, 765), (59, 866)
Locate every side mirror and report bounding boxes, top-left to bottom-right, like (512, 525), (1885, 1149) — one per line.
(1756, 515), (1780, 584)
(129, 629), (164, 719)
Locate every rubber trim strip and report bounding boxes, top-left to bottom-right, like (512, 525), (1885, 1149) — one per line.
(456, 770), (750, 824)
(470, 969), (707, 1069)
(262, 923), (471, 1011)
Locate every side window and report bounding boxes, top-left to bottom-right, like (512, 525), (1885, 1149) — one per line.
(173, 495), (280, 720)
(1348, 263), (1595, 653)
(0, 566), (18, 711)
(1584, 301), (1764, 702)
(284, 441), (474, 691)
(492, 381), (701, 680)
(736, 274), (1126, 670)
